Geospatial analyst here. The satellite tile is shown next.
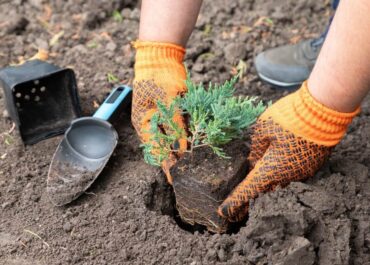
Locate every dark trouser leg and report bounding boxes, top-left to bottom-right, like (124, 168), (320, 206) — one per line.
(332, 0), (340, 10)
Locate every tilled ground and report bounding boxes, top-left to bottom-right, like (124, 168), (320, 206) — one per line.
(1, 0), (370, 264)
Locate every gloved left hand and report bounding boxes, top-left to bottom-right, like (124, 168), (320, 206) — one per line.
(218, 81), (360, 222)
(132, 41), (188, 184)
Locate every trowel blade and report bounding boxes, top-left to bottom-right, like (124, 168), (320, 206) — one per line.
(47, 137), (110, 206)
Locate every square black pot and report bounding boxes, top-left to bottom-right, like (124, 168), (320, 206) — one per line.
(0, 60), (81, 144)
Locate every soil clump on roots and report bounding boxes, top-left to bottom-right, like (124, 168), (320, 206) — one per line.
(171, 139), (249, 233)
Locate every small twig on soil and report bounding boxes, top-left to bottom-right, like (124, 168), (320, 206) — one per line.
(19, 240), (27, 248)
(23, 229), (50, 248)
(0, 122), (15, 136)
(84, 191), (97, 196)
(49, 30), (64, 46)
(207, 219), (218, 230)
(8, 122), (15, 134)
(0, 123), (16, 146)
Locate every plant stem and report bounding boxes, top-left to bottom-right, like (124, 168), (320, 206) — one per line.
(189, 125), (199, 153)
(192, 143), (209, 149)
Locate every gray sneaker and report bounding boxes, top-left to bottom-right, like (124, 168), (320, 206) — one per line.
(254, 38), (324, 89)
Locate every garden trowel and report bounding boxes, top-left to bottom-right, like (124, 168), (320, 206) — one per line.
(47, 85), (132, 206)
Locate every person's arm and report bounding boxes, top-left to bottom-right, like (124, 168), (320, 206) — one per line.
(139, 0), (203, 46)
(309, 0), (370, 112)
(132, 0), (202, 183)
(219, 0), (370, 221)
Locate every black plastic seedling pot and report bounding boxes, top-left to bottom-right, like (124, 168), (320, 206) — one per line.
(0, 59), (81, 145)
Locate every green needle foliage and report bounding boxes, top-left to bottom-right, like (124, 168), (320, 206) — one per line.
(141, 73), (266, 166)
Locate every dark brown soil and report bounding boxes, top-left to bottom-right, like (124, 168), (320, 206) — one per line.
(1, 0), (370, 264)
(171, 140), (249, 233)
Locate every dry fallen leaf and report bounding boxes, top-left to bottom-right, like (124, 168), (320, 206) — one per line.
(93, 100), (100, 109)
(290, 35), (302, 44)
(254, 16), (274, 27)
(42, 4), (53, 22)
(72, 14), (83, 22)
(0, 22), (8, 28)
(230, 67), (238, 76)
(100, 32), (112, 41)
(236, 60), (248, 78)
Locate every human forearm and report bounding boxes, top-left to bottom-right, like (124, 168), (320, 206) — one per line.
(308, 0), (370, 112)
(139, 0), (203, 47)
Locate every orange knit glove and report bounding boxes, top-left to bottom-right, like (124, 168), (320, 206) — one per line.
(218, 82), (360, 222)
(132, 41), (187, 184)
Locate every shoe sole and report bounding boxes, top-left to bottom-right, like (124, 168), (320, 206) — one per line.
(258, 72), (302, 90)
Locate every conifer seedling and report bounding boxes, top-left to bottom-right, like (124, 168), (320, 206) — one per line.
(141, 73), (266, 167)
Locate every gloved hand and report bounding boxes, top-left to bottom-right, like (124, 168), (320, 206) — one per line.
(132, 41), (187, 184)
(218, 81), (360, 222)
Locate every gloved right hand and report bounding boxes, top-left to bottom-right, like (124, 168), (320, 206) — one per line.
(218, 81), (360, 222)
(132, 41), (188, 184)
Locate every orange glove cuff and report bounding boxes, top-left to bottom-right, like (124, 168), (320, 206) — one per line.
(261, 81), (360, 146)
(132, 40), (186, 94)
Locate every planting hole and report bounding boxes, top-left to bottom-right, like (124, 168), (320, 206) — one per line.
(24, 95), (30, 100)
(143, 178), (204, 234)
(15, 92), (21, 98)
(40, 86), (46, 92)
(16, 102), (20, 107)
(34, 80), (40, 85)
(143, 174), (244, 235)
(31, 88), (36, 93)
(34, 96), (40, 102)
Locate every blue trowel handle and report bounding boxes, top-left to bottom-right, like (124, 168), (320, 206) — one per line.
(93, 85), (132, 121)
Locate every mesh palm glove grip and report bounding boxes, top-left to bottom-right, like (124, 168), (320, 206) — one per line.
(132, 41), (187, 184)
(218, 81), (360, 222)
